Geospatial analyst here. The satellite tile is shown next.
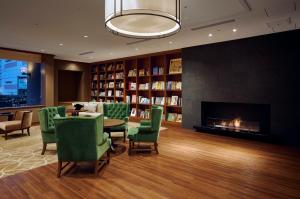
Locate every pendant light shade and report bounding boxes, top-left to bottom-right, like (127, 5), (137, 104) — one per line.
(105, 0), (181, 39)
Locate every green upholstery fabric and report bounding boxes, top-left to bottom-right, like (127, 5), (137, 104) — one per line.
(54, 114), (110, 162)
(103, 103), (130, 136)
(38, 106), (65, 144)
(127, 105), (163, 143)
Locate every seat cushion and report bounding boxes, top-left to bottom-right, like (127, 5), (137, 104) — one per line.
(127, 127), (139, 139)
(0, 120), (22, 131)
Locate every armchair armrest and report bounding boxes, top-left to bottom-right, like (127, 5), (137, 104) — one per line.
(140, 120), (151, 126)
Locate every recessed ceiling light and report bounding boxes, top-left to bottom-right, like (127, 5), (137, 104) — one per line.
(83, 35), (88, 38)
(208, 33), (213, 37)
(169, 41), (173, 44)
(233, 29), (237, 32)
(135, 48), (139, 51)
(59, 43), (63, 46)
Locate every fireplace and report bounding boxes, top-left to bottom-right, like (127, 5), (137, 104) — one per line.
(194, 102), (271, 137)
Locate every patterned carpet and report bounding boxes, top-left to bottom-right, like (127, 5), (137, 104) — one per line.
(0, 122), (166, 178)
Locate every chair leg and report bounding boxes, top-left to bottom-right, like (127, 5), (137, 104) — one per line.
(94, 160), (99, 176)
(107, 150), (110, 164)
(21, 129), (24, 134)
(5, 133), (8, 140)
(128, 140), (132, 155)
(154, 142), (159, 154)
(123, 131), (126, 143)
(57, 161), (62, 178)
(27, 128), (30, 136)
(41, 143), (47, 155)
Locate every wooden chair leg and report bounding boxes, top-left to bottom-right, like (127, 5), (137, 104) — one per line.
(154, 142), (159, 154)
(107, 150), (110, 164)
(94, 160), (99, 176)
(5, 133), (8, 140)
(41, 143), (47, 155)
(57, 161), (62, 178)
(128, 140), (132, 155)
(123, 131), (126, 143)
(21, 129), (24, 134)
(27, 128), (30, 136)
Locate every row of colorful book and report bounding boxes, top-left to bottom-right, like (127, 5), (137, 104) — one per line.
(167, 113), (182, 123)
(166, 81), (182, 90)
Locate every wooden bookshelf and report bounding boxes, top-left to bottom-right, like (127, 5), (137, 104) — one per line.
(90, 49), (182, 126)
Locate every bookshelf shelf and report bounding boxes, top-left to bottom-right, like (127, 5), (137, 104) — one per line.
(90, 49), (182, 126)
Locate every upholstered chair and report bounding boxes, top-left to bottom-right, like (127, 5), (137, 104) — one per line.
(103, 103), (130, 142)
(0, 111), (33, 140)
(127, 105), (163, 155)
(38, 106), (65, 155)
(54, 114), (110, 177)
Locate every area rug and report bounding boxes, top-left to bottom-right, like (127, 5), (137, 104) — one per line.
(0, 122), (167, 178)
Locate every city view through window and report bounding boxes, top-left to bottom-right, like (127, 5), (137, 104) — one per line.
(0, 59), (41, 108)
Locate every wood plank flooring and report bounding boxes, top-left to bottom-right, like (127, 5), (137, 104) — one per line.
(0, 127), (300, 199)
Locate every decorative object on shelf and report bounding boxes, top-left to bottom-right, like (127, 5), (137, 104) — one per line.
(105, 0), (181, 39)
(128, 69), (137, 77)
(169, 58), (182, 74)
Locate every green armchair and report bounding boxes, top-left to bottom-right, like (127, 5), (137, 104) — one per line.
(38, 106), (65, 155)
(54, 114), (110, 177)
(103, 103), (130, 142)
(127, 105), (163, 155)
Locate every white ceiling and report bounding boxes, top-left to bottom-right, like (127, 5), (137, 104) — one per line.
(0, 0), (299, 63)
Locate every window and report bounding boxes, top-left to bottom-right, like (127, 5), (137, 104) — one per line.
(0, 59), (41, 108)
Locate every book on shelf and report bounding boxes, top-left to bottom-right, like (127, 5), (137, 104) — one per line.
(99, 91), (105, 96)
(116, 63), (124, 71)
(139, 96), (150, 104)
(131, 108), (137, 117)
(152, 81), (165, 90)
(139, 109), (150, 119)
(99, 74), (105, 80)
(93, 75), (97, 81)
(139, 83), (149, 90)
(126, 95), (131, 103)
(115, 72), (124, 79)
(99, 82), (104, 89)
(131, 94), (137, 103)
(166, 81), (182, 90)
(91, 82), (97, 89)
(153, 66), (158, 75)
(108, 82), (114, 88)
(128, 69), (137, 77)
(107, 90), (113, 97)
(169, 58), (182, 74)
(106, 64), (114, 71)
(116, 82), (124, 89)
(166, 96), (182, 106)
(167, 113), (182, 123)
(107, 74), (114, 80)
(171, 96), (178, 106)
(139, 69), (145, 76)
(159, 67), (164, 75)
(176, 114), (182, 123)
(152, 97), (165, 105)
(128, 82), (136, 90)
(115, 90), (123, 97)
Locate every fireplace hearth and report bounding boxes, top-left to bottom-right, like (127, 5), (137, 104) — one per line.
(194, 102), (271, 138)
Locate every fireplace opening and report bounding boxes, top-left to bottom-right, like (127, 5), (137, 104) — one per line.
(194, 102), (271, 137)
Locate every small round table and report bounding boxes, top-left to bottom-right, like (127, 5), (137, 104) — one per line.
(104, 119), (125, 151)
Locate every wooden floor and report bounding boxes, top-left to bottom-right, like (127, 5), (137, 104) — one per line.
(0, 127), (300, 199)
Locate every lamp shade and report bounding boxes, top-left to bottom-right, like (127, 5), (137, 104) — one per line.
(105, 0), (181, 39)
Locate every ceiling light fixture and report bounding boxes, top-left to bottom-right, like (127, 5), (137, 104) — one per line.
(208, 33), (213, 37)
(233, 29), (237, 32)
(105, 0), (181, 39)
(83, 35), (88, 38)
(59, 43), (63, 46)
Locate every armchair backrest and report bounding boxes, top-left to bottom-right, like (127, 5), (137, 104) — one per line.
(103, 103), (129, 119)
(38, 106), (65, 132)
(151, 105), (163, 133)
(21, 111), (33, 129)
(54, 114), (104, 161)
(15, 111), (33, 129)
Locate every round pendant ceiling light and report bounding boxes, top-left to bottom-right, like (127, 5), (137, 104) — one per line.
(105, 0), (181, 39)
